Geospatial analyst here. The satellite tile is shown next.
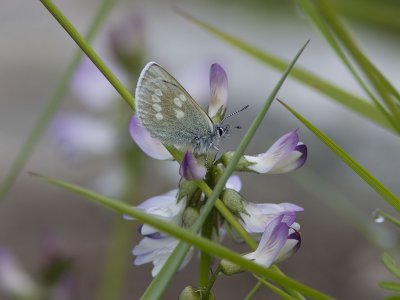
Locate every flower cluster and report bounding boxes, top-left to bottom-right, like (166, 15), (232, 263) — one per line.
(127, 62), (307, 279)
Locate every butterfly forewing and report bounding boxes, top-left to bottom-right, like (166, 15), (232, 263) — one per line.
(135, 62), (214, 148)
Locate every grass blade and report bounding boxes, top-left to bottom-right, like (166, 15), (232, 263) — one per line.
(279, 100), (400, 212)
(176, 9), (393, 132)
(31, 172), (333, 300)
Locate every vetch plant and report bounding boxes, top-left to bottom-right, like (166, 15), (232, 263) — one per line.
(32, 1), (338, 299)
(127, 61), (307, 296)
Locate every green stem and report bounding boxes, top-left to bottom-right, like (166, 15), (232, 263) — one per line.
(199, 212), (213, 287)
(203, 266), (221, 299)
(40, 0), (134, 110)
(254, 275), (295, 300)
(244, 281), (263, 300)
(0, 0), (114, 201)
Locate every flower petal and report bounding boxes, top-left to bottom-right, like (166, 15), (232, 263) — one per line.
(129, 116), (172, 160)
(225, 175), (242, 192)
(244, 130), (307, 174)
(208, 63), (228, 118)
(50, 113), (117, 158)
(244, 216), (289, 268)
(240, 202), (302, 233)
(71, 57), (126, 112)
(179, 151), (207, 181)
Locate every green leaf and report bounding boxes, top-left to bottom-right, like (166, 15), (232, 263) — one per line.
(383, 253), (400, 279)
(296, 0), (398, 133)
(279, 100), (400, 212)
(176, 9), (393, 132)
(31, 173), (333, 300)
(380, 281), (400, 292)
(311, 0), (400, 130)
(143, 40), (310, 300)
(385, 295), (400, 300)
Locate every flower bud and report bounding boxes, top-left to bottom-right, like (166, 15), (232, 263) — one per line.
(220, 259), (243, 276)
(182, 207), (200, 228)
(222, 189), (245, 215)
(179, 286), (200, 300)
(178, 178), (198, 201)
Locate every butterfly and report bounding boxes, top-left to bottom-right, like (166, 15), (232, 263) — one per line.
(135, 61), (231, 155)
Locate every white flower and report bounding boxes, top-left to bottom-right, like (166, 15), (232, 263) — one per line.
(244, 130), (307, 174)
(125, 189), (193, 276)
(240, 202), (303, 234)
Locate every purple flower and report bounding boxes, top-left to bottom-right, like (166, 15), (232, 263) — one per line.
(132, 236), (194, 277)
(0, 248), (38, 297)
(129, 116), (172, 160)
(208, 63), (228, 118)
(71, 57), (127, 112)
(124, 190), (193, 276)
(50, 113), (117, 158)
(243, 215), (301, 268)
(240, 202), (303, 235)
(244, 130), (307, 174)
(108, 14), (146, 75)
(179, 151), (207, 181)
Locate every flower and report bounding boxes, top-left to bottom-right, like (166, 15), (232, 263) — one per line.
(243, 214), (301, 268)
(70, 57), (127, 112)
(243, 130), (307, 174)
(208, 63), (228, 119)
(220, 214), (301, 275)
(0, 248), (38, 298)
(133, 236), (194, 277)
(239, 202), (303, 235)
(179, 151), (207, 181)
(125, 189), (194, 276)
(50, 113), (118, 158)
(129, 116), (172, 160)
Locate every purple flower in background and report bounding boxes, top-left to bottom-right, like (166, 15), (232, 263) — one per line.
(179, 151), (207, 181)
(243, 214), (301, 268)
(0, 248), (38, 298)
(244, 130), (307, 174)
(71, 57), (127, 112)
(51, 113), (118, 158)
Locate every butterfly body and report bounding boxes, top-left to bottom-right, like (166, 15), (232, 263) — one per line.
(135, 62), (229, 154)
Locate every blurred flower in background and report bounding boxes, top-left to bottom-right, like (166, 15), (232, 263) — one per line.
(0, 236), (75, 300)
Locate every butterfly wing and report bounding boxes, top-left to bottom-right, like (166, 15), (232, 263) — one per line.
(135, 62), (214, 148)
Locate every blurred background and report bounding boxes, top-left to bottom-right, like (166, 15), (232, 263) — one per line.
(1, 0), (400, 299)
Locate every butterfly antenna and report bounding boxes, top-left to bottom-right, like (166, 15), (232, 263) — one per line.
(221, 105), (249, 123)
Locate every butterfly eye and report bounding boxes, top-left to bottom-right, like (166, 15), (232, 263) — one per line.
(217, 127), (224, 136)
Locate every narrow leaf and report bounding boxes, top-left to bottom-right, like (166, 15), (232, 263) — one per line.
(31, 173), (333, 300)
(383, 253), (400, 279)
(380, 281), (400, 292)
(279, 100), (400, 212)
(176, 9), (393, 131)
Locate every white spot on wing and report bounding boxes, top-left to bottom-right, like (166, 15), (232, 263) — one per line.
(152, 95), (161, 102)
(179, 94), (187, 101)
(152, 104), (162, 112)
(155, 113), (164, 120)
(175, 109), (185, 119)
(155, 89), (163, 96)
(174, 97), (183, 108)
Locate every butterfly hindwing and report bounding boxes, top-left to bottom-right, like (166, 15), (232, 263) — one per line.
(135, 62), (214, 148)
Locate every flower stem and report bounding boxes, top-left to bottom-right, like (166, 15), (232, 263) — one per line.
(0, 0), (114, 201)
(244, 281), (263, 300)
